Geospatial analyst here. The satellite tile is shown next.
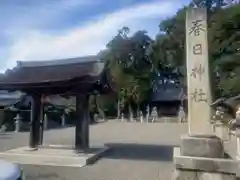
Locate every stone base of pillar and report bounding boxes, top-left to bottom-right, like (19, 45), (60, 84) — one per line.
(172, 134), (238, 180)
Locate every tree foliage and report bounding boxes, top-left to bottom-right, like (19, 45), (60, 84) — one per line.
(151, 0), (239, 98)
(99, 0), (240, 116)
(102, 27), (153, 115)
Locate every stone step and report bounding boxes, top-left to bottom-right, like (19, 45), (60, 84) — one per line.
(0, 152), (86, 167)
(6, 147), (91, 157)
(0, 145), (110, 167)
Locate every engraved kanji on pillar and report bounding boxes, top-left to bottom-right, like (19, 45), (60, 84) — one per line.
(186, 8), (212, 135)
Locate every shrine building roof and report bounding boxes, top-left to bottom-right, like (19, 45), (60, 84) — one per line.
(0, 56), (111, 94)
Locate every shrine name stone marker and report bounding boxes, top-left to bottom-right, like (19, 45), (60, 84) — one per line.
(172, 8), (237, 180)
(186, 8), (212, 135)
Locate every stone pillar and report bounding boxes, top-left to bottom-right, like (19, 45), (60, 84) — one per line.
(212, 107), (231, 141)
(178, 106), (186, 123)
(129, 113), (133, 122)
(237, 135), (240, 160)
(146, 106), (149, 123)
(94, 113), (98, 122)
(172, 8), (237, 180)
(61, 114), (66, 126)
(44, 113), (48, 130)
(151, 107), (157, 123)
(29, 94), (41, 149)
(186, 8), (212, 135)
(0, 124), (6, 132)
(14, 113), (22, 132)
(214, 121), (230, 141)
(75, 94), (89, 150)
(121, 113), (124, 122)
(140, 111), (143, 123)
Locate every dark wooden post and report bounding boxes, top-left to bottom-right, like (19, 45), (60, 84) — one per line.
(39, 99), (44, 145)
(29, 94), (41, 149)
(75, 94), (89, 150)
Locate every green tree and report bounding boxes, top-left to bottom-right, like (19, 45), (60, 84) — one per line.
(154, 2), (240, 98)
(103, 27), (153, 118)
(100, 0), (240, 117)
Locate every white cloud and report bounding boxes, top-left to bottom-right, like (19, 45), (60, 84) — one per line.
(3, 0), (188, 72)
(0, 0), (100, 30)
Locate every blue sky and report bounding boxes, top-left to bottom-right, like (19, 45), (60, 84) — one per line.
(0, 0), (190, 72)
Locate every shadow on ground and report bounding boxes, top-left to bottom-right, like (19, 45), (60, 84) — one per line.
(104, 143), (174, 162)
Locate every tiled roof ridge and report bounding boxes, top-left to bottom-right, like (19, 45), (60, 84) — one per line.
(17, 55), (100, 68)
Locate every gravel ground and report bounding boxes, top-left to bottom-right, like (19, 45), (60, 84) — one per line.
(0, 120), (237, 180)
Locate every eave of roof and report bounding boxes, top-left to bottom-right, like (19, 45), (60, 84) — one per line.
(0, 56), (104, 87)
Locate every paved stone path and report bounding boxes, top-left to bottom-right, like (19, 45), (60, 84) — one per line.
(0, 121), (237, 180)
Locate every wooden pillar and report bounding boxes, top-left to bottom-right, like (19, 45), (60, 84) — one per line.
(29, 94), (41, 149)
(39, 100), (44, 145)
(0, 109), (4, 127)
(75, 94), (89, 150)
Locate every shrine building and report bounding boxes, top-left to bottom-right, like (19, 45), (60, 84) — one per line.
(0, 56), (114, 150)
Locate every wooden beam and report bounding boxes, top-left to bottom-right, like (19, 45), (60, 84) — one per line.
(0, 76), (97, 90)
(24, 83), (94, 95)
